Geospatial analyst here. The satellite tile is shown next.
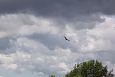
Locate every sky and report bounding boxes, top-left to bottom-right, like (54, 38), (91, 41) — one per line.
(0, 0), (115, 77)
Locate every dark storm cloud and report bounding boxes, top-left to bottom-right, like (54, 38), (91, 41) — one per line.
(0, 0), (115, 18)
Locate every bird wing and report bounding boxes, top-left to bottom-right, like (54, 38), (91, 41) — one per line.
(64, 36), (67, 40)
(64, 36), (70, 41)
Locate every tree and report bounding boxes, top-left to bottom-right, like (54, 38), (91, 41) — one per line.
(65, 60), (114, 77)
(49, 74), (56, 77)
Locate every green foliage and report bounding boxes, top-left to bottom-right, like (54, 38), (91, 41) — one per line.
(65, 60), (114, 77)
(49, 74), (56, 77)
(50, 60), (114, 77)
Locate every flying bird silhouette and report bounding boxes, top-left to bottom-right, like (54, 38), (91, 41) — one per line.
(64, 36), (70, 41)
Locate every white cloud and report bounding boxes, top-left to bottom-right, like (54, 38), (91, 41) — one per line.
(0, 13), (115, 77)
(0, 13), (60, 38)
(0, 51), (31, 71)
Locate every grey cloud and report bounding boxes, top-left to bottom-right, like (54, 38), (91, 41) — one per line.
(0, 38), (9, 50)
(56, 14), (105, 30)
(0, 37), (12, 50)
(96, 50), (115, 64)
(27, 33), (78, 52)
(0, 0), (115, 19)
(28, 33), (67, 50)
(0, 36), (18, 54)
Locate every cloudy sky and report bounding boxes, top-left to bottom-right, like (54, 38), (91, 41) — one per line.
(0, 0), (115, 77)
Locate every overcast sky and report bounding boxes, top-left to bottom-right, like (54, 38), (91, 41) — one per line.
(0, 0), (115, 77)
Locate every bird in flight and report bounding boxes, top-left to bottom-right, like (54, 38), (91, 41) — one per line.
(64, 36), (70, 41)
